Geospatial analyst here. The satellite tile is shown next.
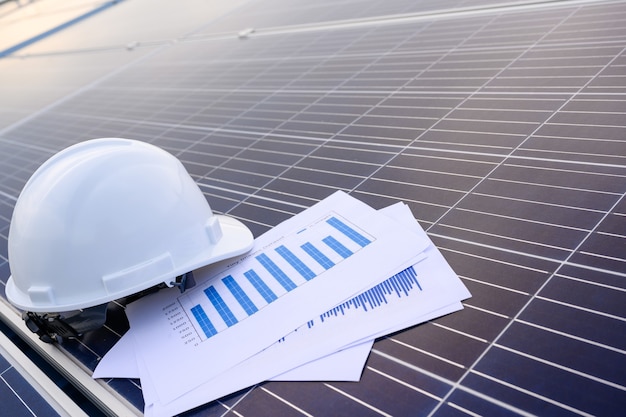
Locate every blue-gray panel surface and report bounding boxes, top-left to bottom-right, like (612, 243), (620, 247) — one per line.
(0, 352), (62, 417)
(0, 1), (625, 416)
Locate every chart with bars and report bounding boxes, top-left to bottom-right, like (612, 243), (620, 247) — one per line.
(297, 265), (423, 331)
(320, 266), (422, 319)
(178, 214), (374, 341)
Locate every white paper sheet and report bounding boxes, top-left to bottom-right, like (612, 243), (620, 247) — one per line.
(93, 327), (375, 382)
(96, 199), (471, 417)
(124, 191), (431, 405)
(93, 331), (137, 379)
(144, 254), (470, 414)
(270, 340), (374, 381)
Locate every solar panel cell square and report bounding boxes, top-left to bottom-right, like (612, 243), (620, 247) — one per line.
(456, 372), (572, 416)
(416, 131), (520, 154)
(0, 353), (61, 417)
(361, 177), (464, 210)
(442, 250), (547, 297)
(375, 335), (467, 383)
(571, 233), (626, 274)
(436, 303), (508, 343)
(490, 160), (626, 194)
(473, 177), (617, 213)
(458, 192), (602, 231)
(540, 275), (625, 319)
(397, 149), (493, 174)
(474, 346), (624, 416)
(322, 370), (439, 416)
(0, 258), (9, 287)
(436, 207), (588, 260)
(265, 175), (339, 201)
(106, 378), (144, 411)
(227, 200), (297, 233)
(519, 297), (626, 350)
(499, 321), (626, 388)
(231, 384), (332, 417)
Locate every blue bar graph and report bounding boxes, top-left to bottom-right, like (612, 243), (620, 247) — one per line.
(191, 305), (217, 338)
(223, 275), (258, 315)
(323, 235), (353, 258)
(256, 253), (297, 291)
(204, 286), (238, 326)
(180, 213), (375, 341)
(301, 242), (335, 269)
(327, 216), (371, 247)
(315, 266), (422, 324)
(276, 245), (316, 280)
(244, 269), (278, 304)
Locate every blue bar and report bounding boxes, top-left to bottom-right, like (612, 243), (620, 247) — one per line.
(244, 269), (277, 304)
(301, 242), (335, 269)
(204, 286), (238, 327)
(323, 236), (353, 258)
(256, 253), (297, 291)
(327, 216), (371, 247)
(191, 305), (217, 339)
(223, 275), (258, 315)
(276, 245), (316, 280)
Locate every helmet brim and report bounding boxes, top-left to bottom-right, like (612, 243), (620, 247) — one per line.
(188, 214), (255, 272)
(5, 214), (254, 312)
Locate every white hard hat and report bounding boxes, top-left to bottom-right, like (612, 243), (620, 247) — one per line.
(6, 138), (254, 313)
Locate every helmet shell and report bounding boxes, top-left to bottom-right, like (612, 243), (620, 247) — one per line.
(6, 138), (253, 312)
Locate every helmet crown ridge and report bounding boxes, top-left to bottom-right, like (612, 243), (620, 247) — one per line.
(6, 138), (254, 312)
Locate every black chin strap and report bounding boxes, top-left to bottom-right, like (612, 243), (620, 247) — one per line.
(23, 271), (196, 343)
(24, 303), (108, 343)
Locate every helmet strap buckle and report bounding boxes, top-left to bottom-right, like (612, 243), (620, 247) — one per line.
(23, 311), (79, 343)
(22, 303), (108, 343)
(170, 271), (195, 293)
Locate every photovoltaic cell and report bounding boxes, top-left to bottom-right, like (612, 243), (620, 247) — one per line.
(0, 0), (625, 416)
(0, 352), (62, 417)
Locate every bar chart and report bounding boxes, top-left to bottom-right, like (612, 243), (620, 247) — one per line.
(295, 265), (422, 332)
(178, 214), (374, 341)
(318, 265), (422, 322)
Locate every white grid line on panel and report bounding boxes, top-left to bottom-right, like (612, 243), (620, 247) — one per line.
(468, 370), (595, 417)
(259, 386), (314, 417)
(535, 293), (626, 322)
(367, 365), (444, 402)
(515, 319), (626, 355)
(433, 186), (626, 416)
(494, 343), (626, 392)
(371, 348), (536, 417)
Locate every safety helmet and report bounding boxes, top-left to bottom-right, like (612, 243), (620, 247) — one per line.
(6, 138), (254, 341)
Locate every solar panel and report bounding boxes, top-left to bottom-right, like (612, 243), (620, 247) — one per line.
(1, 0), (625, 416)
(0, 350), (62, 417)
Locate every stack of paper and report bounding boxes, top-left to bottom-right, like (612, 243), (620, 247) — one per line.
(94, 191), (471, 416)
